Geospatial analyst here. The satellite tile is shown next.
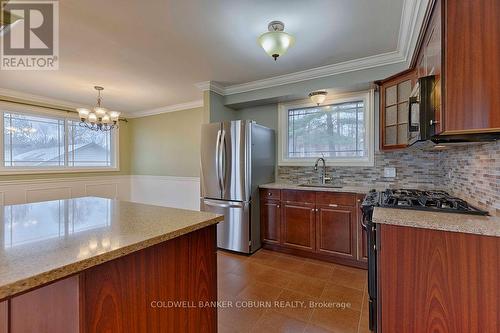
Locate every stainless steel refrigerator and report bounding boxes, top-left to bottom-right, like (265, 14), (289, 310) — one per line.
(200, 120), (275, 253)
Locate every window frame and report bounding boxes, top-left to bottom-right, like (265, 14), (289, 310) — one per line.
(0, 107), (120, 175)
(278, 90), (375, 167)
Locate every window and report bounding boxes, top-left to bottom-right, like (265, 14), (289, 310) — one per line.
(279, 91), (374, 166)
(1, 110), (118, 172)
(68, 120), (112, 167)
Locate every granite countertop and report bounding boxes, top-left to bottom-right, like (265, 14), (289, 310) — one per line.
(373, 207), (500, 237)
(0, 197), (223, 299)
(259, 182), (383, 194)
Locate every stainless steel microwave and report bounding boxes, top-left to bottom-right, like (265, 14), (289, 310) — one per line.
(408, 75), (436, 145)
(408, 75), (500, 145)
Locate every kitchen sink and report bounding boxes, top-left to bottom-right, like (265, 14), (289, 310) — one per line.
(298, 183), (343, 189)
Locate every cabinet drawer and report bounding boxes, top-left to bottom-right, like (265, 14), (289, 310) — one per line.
(316, 192), (356, 207)
(282, 190), (315, 204)
(260, 188), (281, 200)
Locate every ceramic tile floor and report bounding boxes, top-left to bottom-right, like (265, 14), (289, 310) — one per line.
(217, 249), (370, 333)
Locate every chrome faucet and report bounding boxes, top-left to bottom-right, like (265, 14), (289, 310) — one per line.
(314, 157), (331, 184)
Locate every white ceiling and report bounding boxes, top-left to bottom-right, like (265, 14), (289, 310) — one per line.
(0, 0), (405, 113)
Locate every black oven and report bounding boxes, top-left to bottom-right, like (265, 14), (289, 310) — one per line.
(361, 190), (379, 332)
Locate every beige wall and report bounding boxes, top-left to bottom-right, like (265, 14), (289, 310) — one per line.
(129, 107), (203, 177)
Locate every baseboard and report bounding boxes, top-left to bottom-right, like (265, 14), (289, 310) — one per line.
(262, 243), (368, 270)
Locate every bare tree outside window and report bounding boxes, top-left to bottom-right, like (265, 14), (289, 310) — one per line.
(2, 112), (115, 169)
(287, 101), (365, 159)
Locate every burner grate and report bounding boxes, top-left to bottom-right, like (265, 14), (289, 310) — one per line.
(379, 189), (488, 215)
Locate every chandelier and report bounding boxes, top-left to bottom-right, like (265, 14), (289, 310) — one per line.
(76, 86), (120, 131)
(258, 21), (295, 61)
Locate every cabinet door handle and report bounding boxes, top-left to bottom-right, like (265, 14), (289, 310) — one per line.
(329, 204), (338, 207)
(277, 205), (280, 208)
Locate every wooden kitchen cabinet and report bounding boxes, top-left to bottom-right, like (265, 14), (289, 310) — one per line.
(316, 205), (355, 259)
(259, 188), (367, 269)
(378, 224), (499, 332)
(378, 0), (500, 141)
(379, 70), (416, 150)
(416, 0), (442, 134)
(280, 190), (316, 252)
(443, 0), (500, 133)
(260, 199), (281, 244)
(281, 201), (316, 252)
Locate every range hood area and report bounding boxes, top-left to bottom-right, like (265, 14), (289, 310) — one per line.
(431, 132), (500, 145)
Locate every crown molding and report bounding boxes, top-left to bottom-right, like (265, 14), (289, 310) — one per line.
(127, 99), (204, 118)
(224, 51), (406, 95)
(0, 87), (82, 110)
(397, 0), (428, 66)
(194, 81), (225, 95)
(194, 0), (427, 96)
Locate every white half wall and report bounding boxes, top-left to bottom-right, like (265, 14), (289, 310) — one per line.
(0, 176), (131, 206)
(129, 175), (200, 211)
(0, 175), (201, 211)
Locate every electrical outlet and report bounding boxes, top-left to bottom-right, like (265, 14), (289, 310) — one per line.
(384, 167), (396, 178)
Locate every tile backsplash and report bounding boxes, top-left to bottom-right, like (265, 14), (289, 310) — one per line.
(277, 140), (500, 216)
(442, 140), (500, 216)
(278, 150), (445, 189)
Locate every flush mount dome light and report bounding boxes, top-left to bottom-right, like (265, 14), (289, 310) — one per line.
(309, 91), (328, 106)
(258, 21), (295, 61)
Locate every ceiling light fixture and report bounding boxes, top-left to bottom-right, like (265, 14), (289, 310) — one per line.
(77, 86), (120, 131)
(309, 91), (328, 106)
(258, 21), (295, 61)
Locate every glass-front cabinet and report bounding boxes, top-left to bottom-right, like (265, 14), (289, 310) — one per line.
(379, 71), (416, 150)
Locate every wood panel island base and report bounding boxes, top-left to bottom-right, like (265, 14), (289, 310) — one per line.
(0, 197), (223, 333)
(82, 226), (217, 333)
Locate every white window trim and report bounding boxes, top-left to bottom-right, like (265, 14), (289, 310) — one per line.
(278, 90), (375, 167)
(0, 107), (120, 175)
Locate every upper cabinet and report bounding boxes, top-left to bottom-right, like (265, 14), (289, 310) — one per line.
(443, 0), (500, 133)
(378, 0), (500, 150)
(380, 71), (416, 150)
(416, 0), (442, 134)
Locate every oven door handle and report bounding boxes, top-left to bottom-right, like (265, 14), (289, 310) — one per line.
(360, 213), (368, 230)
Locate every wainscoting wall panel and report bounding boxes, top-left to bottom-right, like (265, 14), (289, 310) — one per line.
(26, 187), (72, 203)
(0, 176), (131, 205)
(129, 175), (201, 211)
(0, 175), (200, 211)
(85, 183), (119, 199)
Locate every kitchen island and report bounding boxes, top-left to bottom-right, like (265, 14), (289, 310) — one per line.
(0, 197), (223, 333)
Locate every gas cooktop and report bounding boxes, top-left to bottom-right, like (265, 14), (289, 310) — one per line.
(363, 189), (489, 216)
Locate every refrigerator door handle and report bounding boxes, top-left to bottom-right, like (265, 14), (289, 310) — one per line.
(203, 199), (244, 209)
(215, 129), (223, 193)
(220, 129), (227, 195)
